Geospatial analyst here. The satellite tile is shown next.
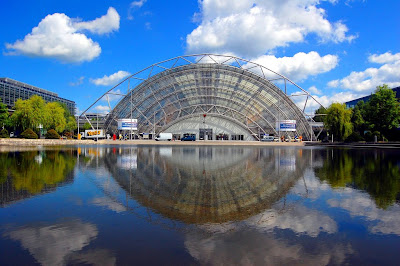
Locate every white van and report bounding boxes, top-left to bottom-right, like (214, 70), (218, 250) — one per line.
(261, 135), (275, 142)
(155, 132), (173, 141)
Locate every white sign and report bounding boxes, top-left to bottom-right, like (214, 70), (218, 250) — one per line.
(118, 119), (137, 130)
(276, 120), (296, 132)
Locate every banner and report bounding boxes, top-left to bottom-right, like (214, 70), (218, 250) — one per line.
(118, 119), (137, 130)
(276, 120), (296, 132)
(84, 129), (105, 138)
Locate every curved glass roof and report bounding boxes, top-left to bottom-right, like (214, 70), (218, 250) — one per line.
(83, 54), (323, 140)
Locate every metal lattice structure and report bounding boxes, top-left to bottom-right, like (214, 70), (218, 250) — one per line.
(82, 54), (324, 140)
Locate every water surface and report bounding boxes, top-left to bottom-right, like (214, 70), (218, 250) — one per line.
(1, 146), (400, 265)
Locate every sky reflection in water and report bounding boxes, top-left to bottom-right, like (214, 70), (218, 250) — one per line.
(0, 146), (399, 265)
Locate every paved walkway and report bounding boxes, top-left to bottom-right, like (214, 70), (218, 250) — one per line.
(0, 138), (306, 147)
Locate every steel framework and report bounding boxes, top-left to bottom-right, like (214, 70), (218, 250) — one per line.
(81, 54), (325, 140)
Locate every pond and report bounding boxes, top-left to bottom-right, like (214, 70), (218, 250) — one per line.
(1, 145), (400, 265)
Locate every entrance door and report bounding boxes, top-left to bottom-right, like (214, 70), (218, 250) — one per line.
(199, 128), (213, 140)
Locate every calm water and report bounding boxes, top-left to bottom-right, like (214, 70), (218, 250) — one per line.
(1, 145), (400, 265)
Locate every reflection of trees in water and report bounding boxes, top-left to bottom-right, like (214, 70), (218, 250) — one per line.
(0, 149), (77, 206)
(103, 147), (311, 224)
(314, 148), (400, 209)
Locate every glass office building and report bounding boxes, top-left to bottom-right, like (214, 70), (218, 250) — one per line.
(0, 78), (76, 115)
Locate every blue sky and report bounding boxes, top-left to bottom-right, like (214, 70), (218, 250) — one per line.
(1, 0), (399, 114)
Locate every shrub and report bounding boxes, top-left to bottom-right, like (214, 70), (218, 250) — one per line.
(64, 131), (74, 139)
(0, 129), (9, 138)
(45, 129), (60, 139)
(345, 132), (364, 143)
(20, 128), (38, 139)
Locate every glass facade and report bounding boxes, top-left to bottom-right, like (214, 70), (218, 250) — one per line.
(0, 78), (76, 115)
(104, 63), (314, 140)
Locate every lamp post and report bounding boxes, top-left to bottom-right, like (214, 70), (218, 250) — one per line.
(203, 114), (206, 140)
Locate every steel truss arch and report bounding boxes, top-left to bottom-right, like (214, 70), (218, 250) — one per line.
(83, 54), (325, 140)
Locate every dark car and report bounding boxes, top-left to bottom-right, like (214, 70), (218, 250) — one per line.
(181, 135), (196, 141)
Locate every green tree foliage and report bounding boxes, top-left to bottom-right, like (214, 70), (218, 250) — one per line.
(83, 122), (92, 130)
(315, 149), (400, 209)
(65, 115), (77, 133)
(312, 106), (327, 122)
(10, 95), (76, 134)
(351, 101), (366, 135)
(0, 99), (10, 129)
(45, 102), (66, 133)
(325, 103), (353, 141)
(364, 84), (400, 138)
(11, 95), (47, 131)
(0, 128), (9, 138)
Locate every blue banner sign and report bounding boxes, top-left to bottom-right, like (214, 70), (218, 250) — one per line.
(276, 120), (296, 132)
(118, 119), (138, 130)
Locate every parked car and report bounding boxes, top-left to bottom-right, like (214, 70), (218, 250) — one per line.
(261, 136), (275, 142)
(10, 132), (14, 138)
(181, 135), (196, 141)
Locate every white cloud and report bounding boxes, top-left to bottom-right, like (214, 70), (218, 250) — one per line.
(368, 52), (400, 64)
(130, 0), (147, 8)
(248, 51), (338, 81)
(327, 52), (400, 92)
(74, 7), (120, 35)
(5, 8), (120, 63)
(128, 0), (147, 20)
(94, 105), (111, 114)
(187, 0), (356, 57)
(69, 76), (85, 86)
(308, 86), (322, 95)
(90, 71), (131, 86)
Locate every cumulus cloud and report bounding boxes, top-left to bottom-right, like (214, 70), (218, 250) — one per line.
(90, 71), (131, 86)
(328, 52), (400, 92)
(368, 52), (400, 64)
(308, 86), (322, 95)
(74, 7), (120, 35)
(187, 0), (356, 57)
(292, 90), (360, 113)
(94, 105), (111, 114)
(247, 51), (338, 81)
(5, 8), (119, 63)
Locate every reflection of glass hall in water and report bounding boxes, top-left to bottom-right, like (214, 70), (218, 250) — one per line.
(103, 147), (311, 224)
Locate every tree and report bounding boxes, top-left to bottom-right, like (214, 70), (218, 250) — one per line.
(325, 103), (353, 141)
(364, 84), (400, 138)
(83, 122), (92, 130)
(11, 95), (47, 131)
(45, 102), (66, 133)
(65, 115), (77, 133)
(0, 99), (10, 129)
(313, 106), (327, 122)
(351, 100), (366, 136)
